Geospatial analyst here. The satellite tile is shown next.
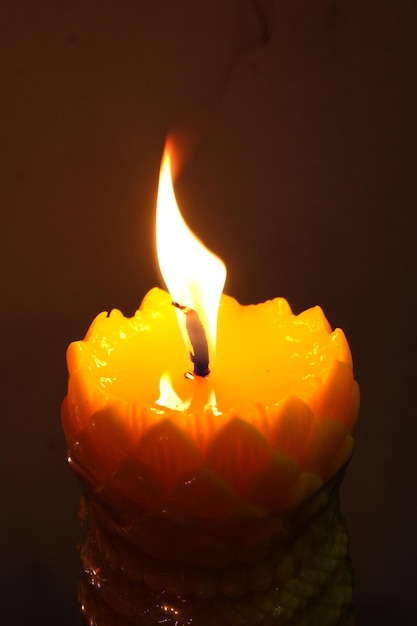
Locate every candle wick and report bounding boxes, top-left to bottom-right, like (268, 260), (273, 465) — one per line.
(172, 302), (210, 378)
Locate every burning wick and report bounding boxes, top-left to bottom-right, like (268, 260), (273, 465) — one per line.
(172, 302), (210, 378)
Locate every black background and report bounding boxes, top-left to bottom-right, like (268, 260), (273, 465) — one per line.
(1, 1), (416, 624)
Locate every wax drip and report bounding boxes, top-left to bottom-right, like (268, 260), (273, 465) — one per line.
(172, 302), (210, 378)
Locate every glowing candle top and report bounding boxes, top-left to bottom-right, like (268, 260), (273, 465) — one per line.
(62, 143), (359, 520)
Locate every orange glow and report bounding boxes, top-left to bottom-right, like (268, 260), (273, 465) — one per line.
(155, 147), (226, 363)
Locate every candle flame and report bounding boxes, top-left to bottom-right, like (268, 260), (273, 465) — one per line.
(156, 145), (226, 362)
(156, 373), (191, 411)
(155, 372), (221, 415)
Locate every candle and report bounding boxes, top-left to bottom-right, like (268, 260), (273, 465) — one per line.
(62, 146), (359, 625)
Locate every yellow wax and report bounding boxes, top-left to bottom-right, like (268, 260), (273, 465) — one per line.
(62, 287), (358, 517)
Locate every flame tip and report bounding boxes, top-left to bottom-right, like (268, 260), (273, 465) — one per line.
(156, 142), (226, 365)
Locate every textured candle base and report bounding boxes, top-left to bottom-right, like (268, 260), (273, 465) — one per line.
(77, 473), (353, 626)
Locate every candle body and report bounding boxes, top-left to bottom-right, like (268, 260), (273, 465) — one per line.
(62, 288), (359, 625)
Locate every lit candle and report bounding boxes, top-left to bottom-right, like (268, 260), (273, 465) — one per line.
(62, 145), (359, 625)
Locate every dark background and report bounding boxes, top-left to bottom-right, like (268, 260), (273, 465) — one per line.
(1, 1), (416, 624)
